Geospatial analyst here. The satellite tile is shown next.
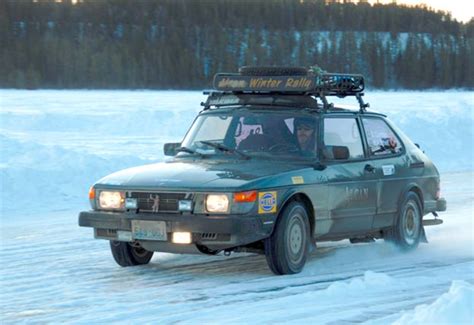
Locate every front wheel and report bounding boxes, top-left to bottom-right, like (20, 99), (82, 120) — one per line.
(109, 241), (154, 267)
(387, 192), (423, 251)
(264, 201), (310, 275)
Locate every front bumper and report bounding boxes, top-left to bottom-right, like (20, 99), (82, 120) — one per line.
(78, 210), (274, 252)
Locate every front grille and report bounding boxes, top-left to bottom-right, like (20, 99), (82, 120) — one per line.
(129, 192), (188, 213)
(201, 233), (218, 240)
(199, 233), (231, 241)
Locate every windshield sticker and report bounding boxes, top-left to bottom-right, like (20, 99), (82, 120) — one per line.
(292, 176), (305, 184)
(258, 191), (277, 214)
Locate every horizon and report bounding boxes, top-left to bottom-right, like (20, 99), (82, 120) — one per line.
(49, 0), (474, 23)
(369, 0), (472, 23)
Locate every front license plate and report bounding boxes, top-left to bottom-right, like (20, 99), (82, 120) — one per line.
(131, 220), (167, 241)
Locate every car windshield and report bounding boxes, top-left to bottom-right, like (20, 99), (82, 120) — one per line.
(179, 109), (318, 160)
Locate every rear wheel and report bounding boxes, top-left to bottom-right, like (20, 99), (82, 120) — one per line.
(386, 192), (423, 251)
(109, 241), (154, 267)
(264, 201), (310, 275)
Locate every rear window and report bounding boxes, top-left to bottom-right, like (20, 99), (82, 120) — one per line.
(362, 118), (403, 156)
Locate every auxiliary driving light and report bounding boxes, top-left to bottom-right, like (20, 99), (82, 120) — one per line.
(125, 198), (138, 209)
(172, 232), (192, 244)
(178, 200), (193, 212)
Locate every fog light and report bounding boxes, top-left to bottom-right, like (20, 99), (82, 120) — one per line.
(172, 232), (192, 244)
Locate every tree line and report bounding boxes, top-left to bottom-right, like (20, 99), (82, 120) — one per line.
(1, 0), (473, 89)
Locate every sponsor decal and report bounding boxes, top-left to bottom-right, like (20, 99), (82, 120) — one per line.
(292, 176), (305, 184)
(217, 77), (248, 89)
(284, 77), (312, 88)
(215, 75), (314, 91)
(249, 78), (283, 88)
(382, 165), (395, 176)
(258, 191), (277, 214)
(345, 186), (369, 203)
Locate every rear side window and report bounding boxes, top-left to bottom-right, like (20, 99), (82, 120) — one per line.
(323, 118), (364, 160)
(362, 118), (403, 156)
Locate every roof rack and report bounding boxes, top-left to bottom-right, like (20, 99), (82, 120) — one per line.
(201, 91), (320, 110)
(209, 68), (370, 112)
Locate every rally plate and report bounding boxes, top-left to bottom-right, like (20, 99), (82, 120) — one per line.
(131, 220), (167, 241)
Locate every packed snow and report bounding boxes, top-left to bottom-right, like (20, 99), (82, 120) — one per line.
(0, 90), (473, 324)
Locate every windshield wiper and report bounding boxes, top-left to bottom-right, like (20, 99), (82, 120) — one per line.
(198, 141), (250, 160)
(176, 146), (204, 157)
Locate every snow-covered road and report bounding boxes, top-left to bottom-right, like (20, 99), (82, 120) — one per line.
(1, 171), (472, 323)
(1, 90), (473, 323)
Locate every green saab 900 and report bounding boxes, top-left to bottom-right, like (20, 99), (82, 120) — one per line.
(79, 66), (446, 275)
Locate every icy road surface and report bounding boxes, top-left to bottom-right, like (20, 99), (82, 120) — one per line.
(0, 90), (473, 323)
(1, 171), (473, 324)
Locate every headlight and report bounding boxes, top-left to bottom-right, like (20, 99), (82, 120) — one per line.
(206, 194), (229, 213)
(98, 191), (125, 210)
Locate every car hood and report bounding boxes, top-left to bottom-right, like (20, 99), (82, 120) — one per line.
(95, 158), (315, 191)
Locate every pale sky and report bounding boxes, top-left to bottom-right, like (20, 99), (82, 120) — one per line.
(368, 0), (473, 22)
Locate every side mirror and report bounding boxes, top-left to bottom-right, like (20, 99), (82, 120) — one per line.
(323, 145), (350, 160)
(164, 142), (180, 156)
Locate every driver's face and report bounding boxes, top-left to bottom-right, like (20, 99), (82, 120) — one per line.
(297, 124), (315, 147)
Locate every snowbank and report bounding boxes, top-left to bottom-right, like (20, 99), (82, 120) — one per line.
(392, 281), (474, 325)
(0, 90), (472, 217)
(0, 134), (146, 216)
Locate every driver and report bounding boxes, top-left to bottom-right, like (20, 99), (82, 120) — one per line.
(295, 118), (316, 155)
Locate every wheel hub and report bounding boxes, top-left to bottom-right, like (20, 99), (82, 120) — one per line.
(403, 202), (420, 245)
(290, 223), (303, 254)
(131, 245), (149, 258)
(286, 213), (306, 265)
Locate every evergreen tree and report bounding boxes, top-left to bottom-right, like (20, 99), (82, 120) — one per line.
(1, 0), (472, 89)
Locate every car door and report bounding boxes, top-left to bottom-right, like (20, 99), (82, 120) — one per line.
(322, 116), (378, 233)
(360, 116), (408, 229)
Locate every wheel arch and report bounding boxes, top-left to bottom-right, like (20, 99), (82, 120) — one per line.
(279, 192), (315, 238)
(400, 183), (424, 212)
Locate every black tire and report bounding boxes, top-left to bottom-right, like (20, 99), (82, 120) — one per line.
(196, 244), (221, 255)
(264, 201), (310, 275)
(239, 66), (308, 76)
(387, 192), (423, 251)
(109, 241), (154, 267)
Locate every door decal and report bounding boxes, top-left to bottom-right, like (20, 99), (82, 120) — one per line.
(382, 165), (395, 176)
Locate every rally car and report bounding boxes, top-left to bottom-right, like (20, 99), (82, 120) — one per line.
(78, 66), (446, 275)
